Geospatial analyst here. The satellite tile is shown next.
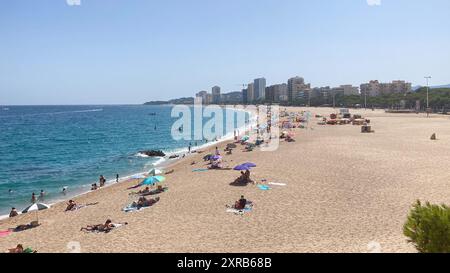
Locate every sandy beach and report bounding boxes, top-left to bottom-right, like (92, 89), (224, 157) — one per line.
(1, 107), (450, 253)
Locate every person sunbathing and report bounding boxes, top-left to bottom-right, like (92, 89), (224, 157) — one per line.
(229, 195), (247, 210)
(13, 221), (41, 232)
(7, 244), (35, 253)
(80, 219), (128, 233)
(137, 187), (150, 195)
(131, 196), (160, 209)
(234, 171), (246, 183)
(208, 162), (222, 169)
(65, 200), (77, 211)
(244, 170), (251, 181)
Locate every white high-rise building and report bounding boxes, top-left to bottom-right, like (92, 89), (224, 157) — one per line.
(254, 78), (266, 100)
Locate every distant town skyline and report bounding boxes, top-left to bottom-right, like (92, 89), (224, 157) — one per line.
(1, 0), (450, 105)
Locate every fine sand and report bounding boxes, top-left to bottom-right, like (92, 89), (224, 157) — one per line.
(1, 107), (450, 253)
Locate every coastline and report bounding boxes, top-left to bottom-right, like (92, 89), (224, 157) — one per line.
(3, 107), (449, 252)
(0, 105), (256, 220)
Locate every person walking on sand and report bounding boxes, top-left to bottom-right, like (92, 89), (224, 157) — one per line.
(215, 146), (220, 156)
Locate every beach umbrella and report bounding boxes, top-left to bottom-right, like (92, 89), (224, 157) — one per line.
(203, 154), (213, 161)
(233, 164), (251, 171)
(211, 155), (222, 161)
(141, 176), (166, 185)
(243, 162), (257, 168)
(241, 136), (250, 141)
(131, 174), (146, 179)
(22, 203), (50, 214)
(148, 168), (163, 176)
(22, 202), (50, 222)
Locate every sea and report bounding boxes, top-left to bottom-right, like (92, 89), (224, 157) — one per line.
(0, 105), (251, 216)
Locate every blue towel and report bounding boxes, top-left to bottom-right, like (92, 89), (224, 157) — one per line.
(257, 185), (271, 191)
(192, 169), (209, 172)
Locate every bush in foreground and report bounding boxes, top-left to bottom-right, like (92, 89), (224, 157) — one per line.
(403, 200), (450, 253)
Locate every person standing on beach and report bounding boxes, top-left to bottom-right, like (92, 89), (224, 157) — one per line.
(31, 193), (36, 203)
(39, 190), (45, 202)
(116, 174), (119, 183)
(188, 143), (191, 153)
(215, 147), (220, 156)
(99, 175), (106, 187)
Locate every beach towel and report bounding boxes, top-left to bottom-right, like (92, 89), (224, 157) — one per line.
(122, 199), (159, 213)
(257, 185), (271, 191)
(268, 182), (287, 186)
(0, 229), (12, 238)
(192, 168), (209, 172)
(226, 201), (253, 215)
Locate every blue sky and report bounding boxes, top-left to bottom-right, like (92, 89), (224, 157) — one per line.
(1, 0), (449, 105)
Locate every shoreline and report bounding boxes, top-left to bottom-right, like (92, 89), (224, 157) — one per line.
(0, 105), (257, 221)
(4, 107), (448, 252)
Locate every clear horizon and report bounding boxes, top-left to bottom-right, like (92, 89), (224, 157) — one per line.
(1, 0), (449, 105)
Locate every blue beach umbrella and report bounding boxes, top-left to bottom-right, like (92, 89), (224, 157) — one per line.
(141, 176), (166, 185)
(233, 164), (250, 171)
(243, 162), (256, 168)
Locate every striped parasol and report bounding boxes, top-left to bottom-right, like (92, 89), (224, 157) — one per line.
(22, 203), (50, 214)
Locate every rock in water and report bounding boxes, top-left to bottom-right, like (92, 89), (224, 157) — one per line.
(139, 150), (166, 157)
(430, 133), (437, 140)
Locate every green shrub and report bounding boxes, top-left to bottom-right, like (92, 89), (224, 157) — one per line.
(403, 200), (450, 253)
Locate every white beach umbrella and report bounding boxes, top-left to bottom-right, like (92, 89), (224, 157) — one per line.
(22, 203), (50, 214)
(148, 168), (163, 176)
(22, 202), (50, 222)
(131, 174), (146, 179)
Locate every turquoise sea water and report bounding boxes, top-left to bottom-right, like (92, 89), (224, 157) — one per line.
(0, 105), (247, 215)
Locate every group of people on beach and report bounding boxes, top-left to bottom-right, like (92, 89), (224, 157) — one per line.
(91, 174), (119, 190)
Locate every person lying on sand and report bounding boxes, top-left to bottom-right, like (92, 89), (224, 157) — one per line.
(65, 200), (99, 212)
(131, 187), (150, 195)
(165, 169), (175, 175)
(208, 163), (223, 170)
(80, 219), (128, 233)
(12, 221), (41, 232)
(7, 244), (37, 253)
(131, 196), (160, 209)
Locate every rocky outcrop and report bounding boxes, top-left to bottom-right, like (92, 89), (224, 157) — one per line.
(139, 150), (166, 157)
